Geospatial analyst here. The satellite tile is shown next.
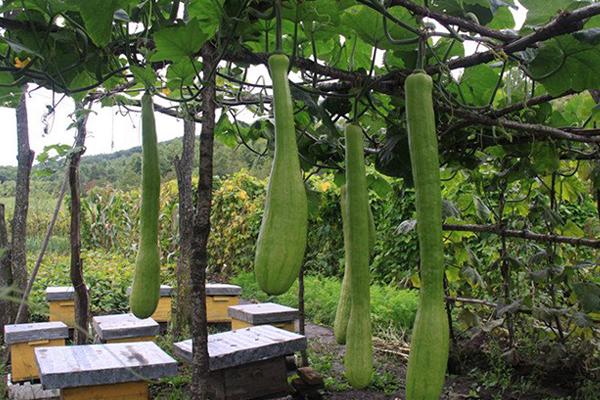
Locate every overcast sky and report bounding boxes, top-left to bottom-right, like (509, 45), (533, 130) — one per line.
(0, 88), (187, 166)
(0, 6), (525, 167)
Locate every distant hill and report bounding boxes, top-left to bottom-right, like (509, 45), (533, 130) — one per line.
(0, 137), (271, 195)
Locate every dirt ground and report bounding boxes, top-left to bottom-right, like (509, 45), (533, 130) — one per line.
(293, 323), (581, 400)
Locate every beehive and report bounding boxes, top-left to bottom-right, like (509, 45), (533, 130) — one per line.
(4, 321), (69, 382)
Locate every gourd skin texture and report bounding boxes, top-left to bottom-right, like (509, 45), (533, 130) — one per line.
(254, 54), (308, 295)
(343, 125), (373, 389)
(404, 71), (449, 400)
(129, 92), (161, 319)
(334, 185), (375, 345)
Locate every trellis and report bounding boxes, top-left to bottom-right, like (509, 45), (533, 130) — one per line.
(0, 1), (599, 398)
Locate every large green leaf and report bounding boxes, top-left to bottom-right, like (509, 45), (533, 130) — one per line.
(151, 19), (207, 63)
(340, 5), (417, 50)
(488, 5), (515, 29)
(187, 0), (225, 39)
(456, 65), (500, 106)
(529, 143), (559, 176)
(166, 60), (201, 91)
(0, 72), (23, 107)
(431, 0), (496, 25)
(520, 0), (567, 26)
(560, 92), (600, 127)
(1, 0), (78, 15)
(75, 0), (131, 47)
(68, 70), (96, 101)
(215, 113), (240, 148)
(528, 35), (600, 95)
(573, 282), (600, 313)
(130, 65), (156, 89)
(282, 0), (342, 25)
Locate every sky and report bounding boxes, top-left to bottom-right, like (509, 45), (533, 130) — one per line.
(0, 89), (186, 166)
(0, 5), (526, 167)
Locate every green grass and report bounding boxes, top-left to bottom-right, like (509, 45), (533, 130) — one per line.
(231, 270), (418, 335)
(0, 362), (7, 398)
(26, 236), (71, 253)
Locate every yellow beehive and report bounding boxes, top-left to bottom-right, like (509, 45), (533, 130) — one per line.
(231, 318), (295, 332)
(152, 285), (173, 322)
(228, 302), (299, 333)
(61, 382), (148, 399)
(92, 314), (159, 343)
(33, 342), (177, 400)
(46, 286), (76, 328)
(206, 283), (242, 323)
(4, 322), (69, 382)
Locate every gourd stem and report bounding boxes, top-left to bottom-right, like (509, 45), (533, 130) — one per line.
(416, 34), (426, 70)
(274, 0), (283, 53)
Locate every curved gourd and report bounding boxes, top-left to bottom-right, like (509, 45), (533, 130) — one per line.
(404, 70), (449, 400)
(254, 54), (308, 295)
(334, 184), (376, 345)
(129, 92), (161, 319)
(343, 124), (373, 389)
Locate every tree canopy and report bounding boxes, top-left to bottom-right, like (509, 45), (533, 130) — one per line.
(0, 0), (598, 184)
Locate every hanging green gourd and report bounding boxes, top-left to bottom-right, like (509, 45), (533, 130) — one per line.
(129, 92), (161, 319)
(253, 52), (308, 295)
(343, 124), (373, 389)
(404, 69), (449, 400)
(334, 184), (376, 345)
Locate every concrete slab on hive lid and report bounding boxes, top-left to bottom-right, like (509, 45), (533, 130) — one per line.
(35, 341), (177, 389)
(173, 325), (306, 370)
(92, 313), (159, 341)
(227, 302), (299, 324)
(45, 287), (75, 301)
(4, 322), (69, 345)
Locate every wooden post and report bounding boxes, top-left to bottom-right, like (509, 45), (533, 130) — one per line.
(298, 264), (308, 367)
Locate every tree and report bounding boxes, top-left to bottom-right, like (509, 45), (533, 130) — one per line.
(174, 116), (196, 338)
(69, 103), (90, 344)
(11, 86), (33, 324)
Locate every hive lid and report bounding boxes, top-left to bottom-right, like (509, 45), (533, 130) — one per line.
(35, 341), (177, 389)
(92, 313), (159, 340)
(227, 302), (299, 324)
(205, 283), (242, 296)
(4, 322), (69, 345)
(45, 286), (75, 301)
(173, 325), (306, 370)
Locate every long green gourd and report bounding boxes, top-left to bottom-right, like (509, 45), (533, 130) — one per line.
(343, 124), (373, 388)
(254, 53), (308, 295)
(129, 92), (161, 319)
(404, 70), (449, 399)
(334, 184), (375, 345)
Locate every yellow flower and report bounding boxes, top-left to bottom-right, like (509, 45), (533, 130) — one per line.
(318, 181), (331, 192)
(161, 87), (171, 96)
(14, 57), (31, 69)
(237, 190), (248, 201)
